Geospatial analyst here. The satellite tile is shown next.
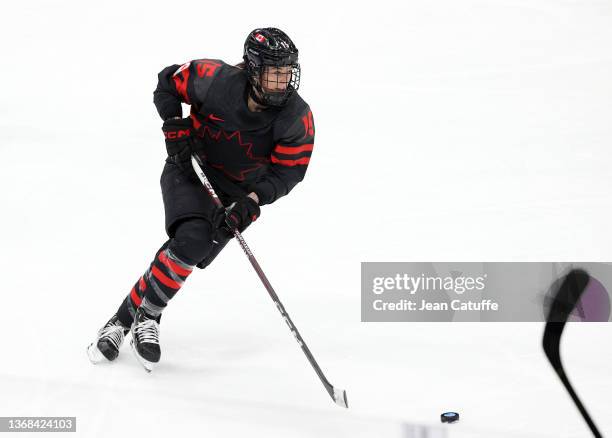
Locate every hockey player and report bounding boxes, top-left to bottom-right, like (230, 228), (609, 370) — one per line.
(87, 28), (315, 371)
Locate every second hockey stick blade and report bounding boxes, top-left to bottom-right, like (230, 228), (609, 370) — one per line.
(542, 268), (602, 438)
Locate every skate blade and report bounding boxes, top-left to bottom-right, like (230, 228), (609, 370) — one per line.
(130, 339), (156, 373)
(86, 343), (106, 364)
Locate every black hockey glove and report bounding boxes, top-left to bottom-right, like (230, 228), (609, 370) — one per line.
(224, 196), (260, 232)
(162, 117), (197, 174)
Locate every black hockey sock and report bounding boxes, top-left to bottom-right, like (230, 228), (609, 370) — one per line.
(116, 242), (195, 326)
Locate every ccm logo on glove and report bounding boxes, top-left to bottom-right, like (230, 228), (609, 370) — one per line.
(164, 129), (191, 139)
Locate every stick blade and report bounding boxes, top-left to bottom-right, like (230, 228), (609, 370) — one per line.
(543, 269), (590, 366)
(332, 387), (348, 408)
(546, 268), (591, 323)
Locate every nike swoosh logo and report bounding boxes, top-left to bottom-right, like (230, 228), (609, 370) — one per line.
(208, 114), (225, 122)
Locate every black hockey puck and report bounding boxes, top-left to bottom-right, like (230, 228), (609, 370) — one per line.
(441, 412), (459, 423)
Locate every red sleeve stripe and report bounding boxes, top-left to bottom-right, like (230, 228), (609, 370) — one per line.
(271, 155), (310, 166)
(274, 143), (314, 155)
(172, 68), (191, 104)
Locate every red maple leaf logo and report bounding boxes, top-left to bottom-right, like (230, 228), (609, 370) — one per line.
(198, 125), (269, 181)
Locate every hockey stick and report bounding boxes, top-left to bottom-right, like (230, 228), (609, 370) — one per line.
(190, 154), (348, 408)
(542, 268), (601, 437)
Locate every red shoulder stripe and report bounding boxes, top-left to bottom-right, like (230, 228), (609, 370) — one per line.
(172, 68), (191, 104)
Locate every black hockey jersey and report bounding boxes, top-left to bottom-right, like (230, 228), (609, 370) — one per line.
(153, 59), (315, 205)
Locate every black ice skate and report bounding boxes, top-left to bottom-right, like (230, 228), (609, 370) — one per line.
(87, 314), (130, 363)
(130, 307), (161, 372)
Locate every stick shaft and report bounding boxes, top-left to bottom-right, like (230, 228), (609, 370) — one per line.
(191, 155), (340, 403)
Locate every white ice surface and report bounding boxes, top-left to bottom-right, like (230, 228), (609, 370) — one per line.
(1, 0), (611, 437)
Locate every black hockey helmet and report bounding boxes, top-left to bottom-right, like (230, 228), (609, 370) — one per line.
(243, 28), (300, 107)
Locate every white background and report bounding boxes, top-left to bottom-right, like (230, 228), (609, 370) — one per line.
(1, 0), (611, 436)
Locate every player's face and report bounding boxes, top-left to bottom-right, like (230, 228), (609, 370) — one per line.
(261, 66), (292, 93)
